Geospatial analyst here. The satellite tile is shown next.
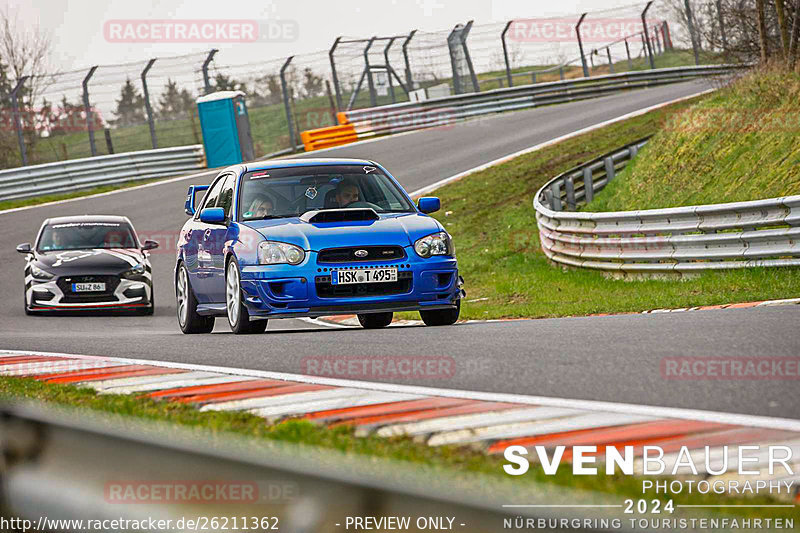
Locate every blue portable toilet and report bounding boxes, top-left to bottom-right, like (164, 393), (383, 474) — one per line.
(196, 91), (255, 168)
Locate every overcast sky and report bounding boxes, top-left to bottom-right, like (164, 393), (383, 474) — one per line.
(14, 0), (658, 73)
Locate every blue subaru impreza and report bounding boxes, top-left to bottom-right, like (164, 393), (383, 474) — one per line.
(175, 158), (464, 334)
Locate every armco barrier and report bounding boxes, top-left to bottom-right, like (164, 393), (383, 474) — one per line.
(0, 145), (206, 202)
(300, 124), (357, 151)
(332, 65), (747, 144)
(533, 138), (800, 275)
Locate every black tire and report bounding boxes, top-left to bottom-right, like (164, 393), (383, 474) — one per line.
(226, 258), (267, 334)
(420, 299), (461, 326)
(176, 262), (214, 334)
(357, 312), (393, 329)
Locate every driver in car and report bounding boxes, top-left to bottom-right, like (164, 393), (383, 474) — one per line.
(245, 195), (274, 219)
(334, 181), (360, 207)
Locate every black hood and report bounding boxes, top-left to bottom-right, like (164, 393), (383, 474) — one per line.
(33, 248), (145, 276)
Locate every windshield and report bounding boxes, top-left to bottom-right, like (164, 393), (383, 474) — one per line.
(37, 221), (138, 251)
(238, 165), (416, 221)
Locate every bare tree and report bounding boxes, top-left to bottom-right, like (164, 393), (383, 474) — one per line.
(775, 0), (791, 56)
(756, 0), (770, 61)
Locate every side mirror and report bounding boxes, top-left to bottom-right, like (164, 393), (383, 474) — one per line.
(185, 184), (210, 216)
(417, 197), (441, 214)
(16, 242), (32, 254)
(142, 240), (159, 251)
(199, 207), (226, 224)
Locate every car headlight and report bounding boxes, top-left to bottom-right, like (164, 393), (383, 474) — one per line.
(121, 263), (146, 279)
(414, 232), (453, 258)
(30, 264), (54, 280)
(258, 241), (305, 265)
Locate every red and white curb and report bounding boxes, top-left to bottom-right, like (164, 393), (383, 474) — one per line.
(2, 349), (799, 501)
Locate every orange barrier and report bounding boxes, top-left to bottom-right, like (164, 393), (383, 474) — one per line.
(300, 124), (357, 151)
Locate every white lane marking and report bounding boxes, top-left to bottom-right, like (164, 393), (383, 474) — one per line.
(756, 298), (800, 307)
(2, 349), (799, 432)
(249, 392), (423, 420)
(408, 89), (715, 198)
(375, 407), (582, 438)
(200, 387), (370, 412)
(428, 413), (658, 447)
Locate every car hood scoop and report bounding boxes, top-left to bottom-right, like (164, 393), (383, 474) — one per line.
(300, 208), (379, 223)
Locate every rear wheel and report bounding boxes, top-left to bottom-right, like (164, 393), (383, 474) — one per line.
(176, 263), (214, 334)
(226, 258), (267, 334)
(420, 300), (460, 326)
(357, 312), (393, 329)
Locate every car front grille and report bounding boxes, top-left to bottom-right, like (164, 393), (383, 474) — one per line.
(317, 246), (405, 263)
(57, 275), (121, 303)
(315, 271), (412, 298)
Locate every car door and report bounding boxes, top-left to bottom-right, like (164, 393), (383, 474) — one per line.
(189, 174), (226, 302)
(205, 173), (236, 303)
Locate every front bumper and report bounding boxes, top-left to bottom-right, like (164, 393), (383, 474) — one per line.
(25, 276), (152, 312)
(238, 250), (461, 319)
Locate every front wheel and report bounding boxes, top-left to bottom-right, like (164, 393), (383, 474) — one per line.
(176, 263), (214, 334)
(420, 300), (460, 326)
(226, 258), (267, 334)
(357, 312), (393, 329)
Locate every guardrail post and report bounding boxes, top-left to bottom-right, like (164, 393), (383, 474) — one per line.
(82, 66), (98, 157)
(460, 21), (480, 92)
(280, 56), (297, 150)
(501, 20), (514, 88)
(329, 37), (343, 112)
(383, 37), (397, 104)
(531, 72), (537, 84)
(402, 30), (416, 90)
(604, 157), (615, 182)
(641, 2), (655, 69)
(141, 58), (158, 149)
(559, 66), (565, 80)
(564, 176), (576, 210)
(582, 167), (594, 203)
(630, 144), (639, 158)
(10, 76), (29, 166)
(606, 47), (614, 73)
(364, 37), (377, 107)
(550, 182), (563, 211)
(202, 49), (218, 95)
(576, 14), (590, 77)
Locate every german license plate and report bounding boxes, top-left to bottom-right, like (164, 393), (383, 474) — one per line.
(72, 282), (106, 292)
(331, 268), (397, 285)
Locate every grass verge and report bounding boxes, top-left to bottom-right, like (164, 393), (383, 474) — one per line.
(0, 375), (795, 521)
(401, 91), (800, 321)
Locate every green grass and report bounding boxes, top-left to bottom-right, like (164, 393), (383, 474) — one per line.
(587, 66), (800, 211)
(1, 375), (796, 523)
(396, 91), (800, 321)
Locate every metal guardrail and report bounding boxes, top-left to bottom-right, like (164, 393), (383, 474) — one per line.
(533, 139), (800, 275)
(336, 65), (747, 139)
(0, 145), (206, 202)
(0, 402), (634, 533)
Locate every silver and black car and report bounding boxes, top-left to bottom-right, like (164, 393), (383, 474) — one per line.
(17, 215), (158, 315)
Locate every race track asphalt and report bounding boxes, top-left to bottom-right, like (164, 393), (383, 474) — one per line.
(3, 79), (797, 420)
